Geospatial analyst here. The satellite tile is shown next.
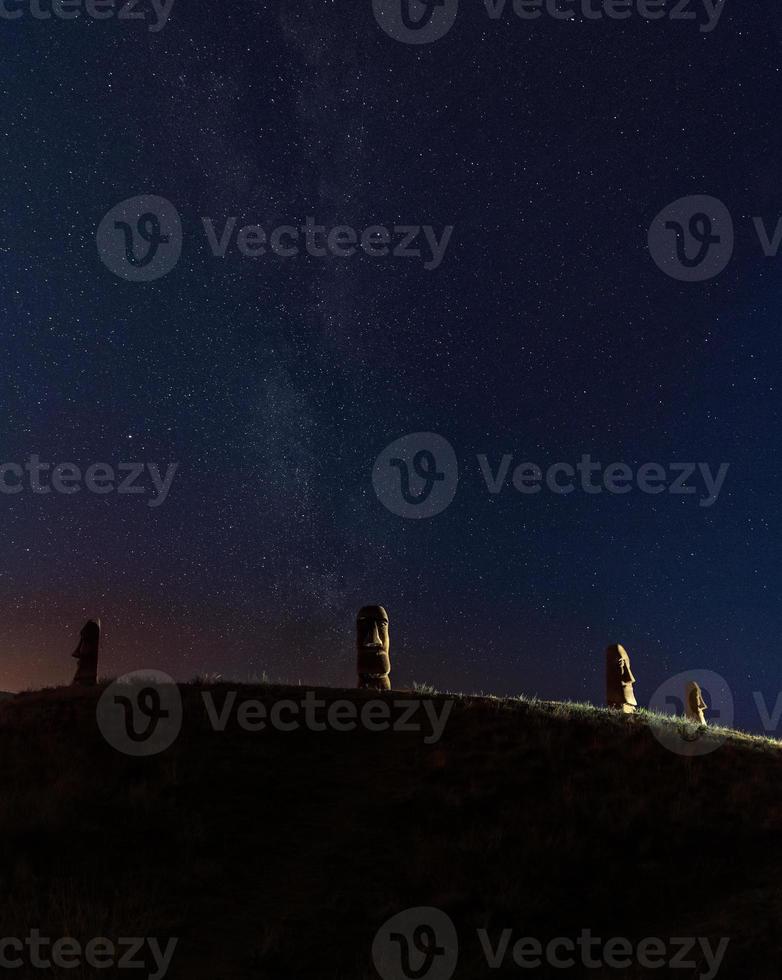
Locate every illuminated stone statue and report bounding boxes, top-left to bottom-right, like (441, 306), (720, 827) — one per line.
(356, 605), (391, 691)
(605, 643), (637, 713)
(71, 619), (101, 687)
(685, 681), (707, 724)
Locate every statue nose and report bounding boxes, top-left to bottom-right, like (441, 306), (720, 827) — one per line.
(364, 624), (381, 646)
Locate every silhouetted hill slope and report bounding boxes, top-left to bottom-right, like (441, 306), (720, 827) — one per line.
(0, 683), (779, 979)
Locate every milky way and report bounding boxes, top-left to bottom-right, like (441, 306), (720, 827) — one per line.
(0, 0), (781, 733)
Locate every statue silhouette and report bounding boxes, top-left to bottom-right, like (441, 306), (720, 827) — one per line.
(71, 619), (101, 687)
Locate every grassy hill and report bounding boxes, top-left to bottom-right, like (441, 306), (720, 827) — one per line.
(0, 682), (779, 979)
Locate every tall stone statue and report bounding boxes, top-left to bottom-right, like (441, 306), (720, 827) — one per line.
(685, 681), (707, 724)
(71, 619), (101, 687)
(605, 643), (637, 714)
(356, 605), (391, 691)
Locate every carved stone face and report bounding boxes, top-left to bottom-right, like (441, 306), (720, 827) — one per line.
(606, 643), (637, 712)
(356, 605), (390, 684)
(686, 681), (707, 723)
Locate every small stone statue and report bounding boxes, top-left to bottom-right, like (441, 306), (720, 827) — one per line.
(685, 681), (707, 724)
(356, 605), (391, 691)
(605, 643), (637, 714)
(71, 619), (101, 687)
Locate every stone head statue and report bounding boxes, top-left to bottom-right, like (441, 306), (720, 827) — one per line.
(71, 619), (101, 687)
(685, 681), (707, 724)
(605, 643), (637, 713)
(356, 605), (391, 691)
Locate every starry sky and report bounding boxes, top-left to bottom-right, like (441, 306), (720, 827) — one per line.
(1, 0), (781, 732)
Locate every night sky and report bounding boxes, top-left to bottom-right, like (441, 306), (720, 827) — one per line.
(1, 0), (781, 733)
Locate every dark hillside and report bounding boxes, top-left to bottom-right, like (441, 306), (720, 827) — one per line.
(0, 684), (779, 979)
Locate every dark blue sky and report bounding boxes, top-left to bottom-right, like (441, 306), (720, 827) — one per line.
(1, 0), (780, 733)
